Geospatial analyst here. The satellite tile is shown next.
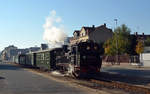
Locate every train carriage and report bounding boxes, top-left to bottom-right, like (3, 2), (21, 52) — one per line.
(12, 55), (19, 64)
(35, 48), (63, 71)
(26, 53), (36, 66)
(18, 54), (26, 65)
(35, 50), (51, 70)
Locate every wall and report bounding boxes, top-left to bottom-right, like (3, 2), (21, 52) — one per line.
(144, 47), (150, 53)
(89, 27), (113, 44)
(140, 53), (150, 67)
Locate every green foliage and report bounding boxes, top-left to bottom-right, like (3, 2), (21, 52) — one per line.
(144, 37), (150, 46)
(136, 41), (144, 54)
(103, 39), (115, 55)
(104, 24), (131, 55)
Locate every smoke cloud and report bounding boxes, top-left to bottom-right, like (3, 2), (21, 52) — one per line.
(43, 10), (67, 48)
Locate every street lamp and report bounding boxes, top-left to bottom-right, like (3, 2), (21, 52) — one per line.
(114, 19), (119, 65)
(114, 19), (117, 27)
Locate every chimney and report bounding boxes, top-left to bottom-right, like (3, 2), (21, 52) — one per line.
(104, 23), (106, 27)
(142, 32), (144, 36)
(135, 32), (138, 36)
(92, 25), (95, 28)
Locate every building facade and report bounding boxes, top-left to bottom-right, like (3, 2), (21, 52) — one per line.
(70, 24), (113, 45)
(0, 45), (40, 61)
(131, 32), (150, 43)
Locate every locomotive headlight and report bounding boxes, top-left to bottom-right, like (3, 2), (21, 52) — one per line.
(83, 56), (86, 59)
(94, 46), (97, 50)
(87, 46), (90, 50)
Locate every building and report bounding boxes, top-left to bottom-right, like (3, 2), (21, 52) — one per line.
(70, 23), (113, 45)
(140, 47), (150, 67)
(0, 45), (40, 61)
(1, 45), (18, 61)
(131, 32), (150, 42)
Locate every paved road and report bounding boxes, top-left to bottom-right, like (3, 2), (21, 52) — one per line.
(0, 62), (91, 94)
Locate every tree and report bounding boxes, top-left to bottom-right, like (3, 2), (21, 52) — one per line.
(103, 24), (131, 55)
(103, 39), (116, 56)
(136, 41), (144, 54)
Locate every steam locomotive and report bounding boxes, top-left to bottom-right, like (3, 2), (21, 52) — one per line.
(17, 41), (102, 77)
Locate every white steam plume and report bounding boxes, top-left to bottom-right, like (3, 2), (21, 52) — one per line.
(43, 10), (67, 48)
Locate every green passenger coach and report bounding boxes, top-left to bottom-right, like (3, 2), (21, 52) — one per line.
(35, 48), (63, 71)
(36, 50), (51, 70)
(26, 53), (36, 66)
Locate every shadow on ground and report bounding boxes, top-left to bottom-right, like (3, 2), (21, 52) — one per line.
(99, 68), (150, 85)
(0, 63), (21, 70)
(105, 68), (150, 78)
(0, 76), (5, 79)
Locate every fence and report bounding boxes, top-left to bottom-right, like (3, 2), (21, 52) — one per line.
(103, 55), (139, 64)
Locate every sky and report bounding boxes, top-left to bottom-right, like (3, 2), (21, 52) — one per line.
(0, 0), (150, 50)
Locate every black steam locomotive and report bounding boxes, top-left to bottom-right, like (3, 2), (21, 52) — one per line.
(18, 41), (102, 77)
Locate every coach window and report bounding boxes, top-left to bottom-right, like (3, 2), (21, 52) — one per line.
(72, 47), (76, 54)
(42, 53), (44, 60)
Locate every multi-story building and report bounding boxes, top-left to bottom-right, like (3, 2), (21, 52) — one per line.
(70, 23), (113, 45)
(0, 45), (40, 61)
(1, 45), (18, 60)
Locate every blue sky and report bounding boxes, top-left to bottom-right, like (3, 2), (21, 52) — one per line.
(0, 0), (150, 50)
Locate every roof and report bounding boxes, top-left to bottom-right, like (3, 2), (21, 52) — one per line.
(131, 34), (150, 40)
(27, 47), (62, 54)
(73, 30), (80, 36)
(72, 24), (113, 40)
(74, 24), (112, 35)
(82, 26), (95, 34)
(73, 30), (80, 34)
(94, 25), (112, 33)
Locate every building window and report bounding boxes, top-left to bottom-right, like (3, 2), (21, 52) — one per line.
(81, 32), (85, 37)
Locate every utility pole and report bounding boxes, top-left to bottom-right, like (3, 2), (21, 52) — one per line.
(114, 19), (117, 27)
(114, 19), (119, 65)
